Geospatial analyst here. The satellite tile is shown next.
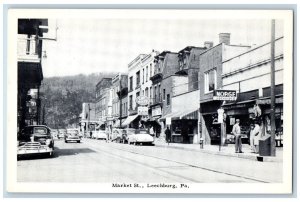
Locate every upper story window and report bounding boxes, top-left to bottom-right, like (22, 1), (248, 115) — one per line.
(150, 64), (152, 77)
(129, 95), (133, 109)
(129, 76), (133, 91)
(166, 94), (170, 106)
(146, 66), (148, 82)
(204, 68), (217, 94)
(136, 71), (140, 87)
(142, 68), (145, 84)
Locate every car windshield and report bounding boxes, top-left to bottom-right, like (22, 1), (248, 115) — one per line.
(135, 130), (148, 134)
(67, 129), (78, 134)
(33, 127), (47, 135)
(18, 126), (50, 141)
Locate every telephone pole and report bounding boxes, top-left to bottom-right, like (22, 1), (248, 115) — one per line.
(119, 73), (122, 128)
(270, 19), (276, 156)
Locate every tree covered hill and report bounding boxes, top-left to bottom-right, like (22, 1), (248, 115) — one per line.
(40, 72), (116, 129)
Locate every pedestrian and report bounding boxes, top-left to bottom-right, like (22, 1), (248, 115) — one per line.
(149, 126), (155, 137)
(106, 127), (110, 143)
(253, 122), (261, 154)
(232, 119), (243, 153)
(249, 123), (256, 153)
(165, 127), (171, 143)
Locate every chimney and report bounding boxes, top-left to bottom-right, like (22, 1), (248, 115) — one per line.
(219, 33), (231, 45)
(204, 41), (214, 49)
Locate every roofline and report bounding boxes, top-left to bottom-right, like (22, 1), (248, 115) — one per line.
(178, 46), (206, 53)
(128, 54), (147, 67)
(199, 43), (251, 56)
(222, 36), (284, 63)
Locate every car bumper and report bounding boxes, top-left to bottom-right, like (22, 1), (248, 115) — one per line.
(18, 147), (53, 155)
(65, 138), (81, 141)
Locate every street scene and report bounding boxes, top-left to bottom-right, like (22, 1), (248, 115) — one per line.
(18, 138), (282, 183)
(15, 14), (286, 186)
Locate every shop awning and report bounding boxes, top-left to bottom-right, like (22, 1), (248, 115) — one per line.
(256, 95), (283, 105)
(112, 120), (125, 128)
(180, 107), (199, 119)
(121, 114), (139, 127)
(160, 107), (199, 121)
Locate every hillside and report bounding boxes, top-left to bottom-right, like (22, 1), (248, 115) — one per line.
(40, 72), (116, 129)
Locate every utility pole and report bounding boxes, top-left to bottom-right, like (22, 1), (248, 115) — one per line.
(270, 19), (276, 156)
(119, 73), (122, 128)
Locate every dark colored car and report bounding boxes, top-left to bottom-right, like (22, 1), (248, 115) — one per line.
(17, 125), (54, 157)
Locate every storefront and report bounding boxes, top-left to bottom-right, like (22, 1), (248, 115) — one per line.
(200, 100), (223, 145)
(160, 107), (199, 144)
(222, 95), (283, 147)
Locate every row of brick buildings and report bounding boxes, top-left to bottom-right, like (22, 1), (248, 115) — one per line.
(80, 33), (284, 145)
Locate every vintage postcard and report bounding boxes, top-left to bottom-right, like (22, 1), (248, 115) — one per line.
(5, 9), (293, 194)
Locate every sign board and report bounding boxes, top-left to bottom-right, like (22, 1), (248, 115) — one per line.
(213, 90), (237, 101)
(166, 117), (171, 125)
(152, 106), (162, 116)
(138, 106), (148, 116)
(136, 95), (150, 106)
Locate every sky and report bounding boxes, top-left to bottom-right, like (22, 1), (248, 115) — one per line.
(41, 18), (283, 77)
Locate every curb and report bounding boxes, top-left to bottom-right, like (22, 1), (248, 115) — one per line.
(154, 143), (282, 162)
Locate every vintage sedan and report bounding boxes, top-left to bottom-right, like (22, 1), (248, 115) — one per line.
(65, 128), (81, 143)
(92, 130), (107, 140)
(127, 129), (154, 146)
(17, 125), (54, 157)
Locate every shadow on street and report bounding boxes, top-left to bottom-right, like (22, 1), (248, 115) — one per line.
(17, 147), (96, 161)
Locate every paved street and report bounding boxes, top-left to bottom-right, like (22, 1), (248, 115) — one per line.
(17, 138), (282, 183)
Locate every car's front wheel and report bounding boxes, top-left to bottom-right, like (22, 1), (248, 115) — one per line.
(77, 140), (80, 143)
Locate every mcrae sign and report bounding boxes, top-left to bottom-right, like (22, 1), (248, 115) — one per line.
(213, 90), (237, 101)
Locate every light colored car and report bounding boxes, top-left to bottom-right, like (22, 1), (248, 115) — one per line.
(127, 129), (154, 146)
(65, 128), (81, 143)
(18, 125), (54, 157)
(58, 129), (66, 139)
(92, 130), (107, 140)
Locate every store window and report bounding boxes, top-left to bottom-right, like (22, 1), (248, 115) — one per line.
(204, 69), (217, 93)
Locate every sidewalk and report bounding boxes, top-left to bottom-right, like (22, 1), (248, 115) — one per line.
(154, 138), (283, 162)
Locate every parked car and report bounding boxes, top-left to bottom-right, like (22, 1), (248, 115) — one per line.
(17, 125), (54, 157)
(127, 129), (154, 146)
(92, 130), (107, 140)
(65, 128), (81, 143)
(58, 129), (67, 139)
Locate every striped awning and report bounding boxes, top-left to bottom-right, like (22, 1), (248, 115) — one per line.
(160, 107), (199, 121)
(121, 114), (139, 127)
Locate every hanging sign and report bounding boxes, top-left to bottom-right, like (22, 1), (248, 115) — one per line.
(138, 106), (149, 116)
(166, 117), (171, 125)
(136, 96), (150, 106)
(213, 90), (237, 101)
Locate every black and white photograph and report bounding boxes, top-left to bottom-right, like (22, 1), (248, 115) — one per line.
(5, 9), (293, 194)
